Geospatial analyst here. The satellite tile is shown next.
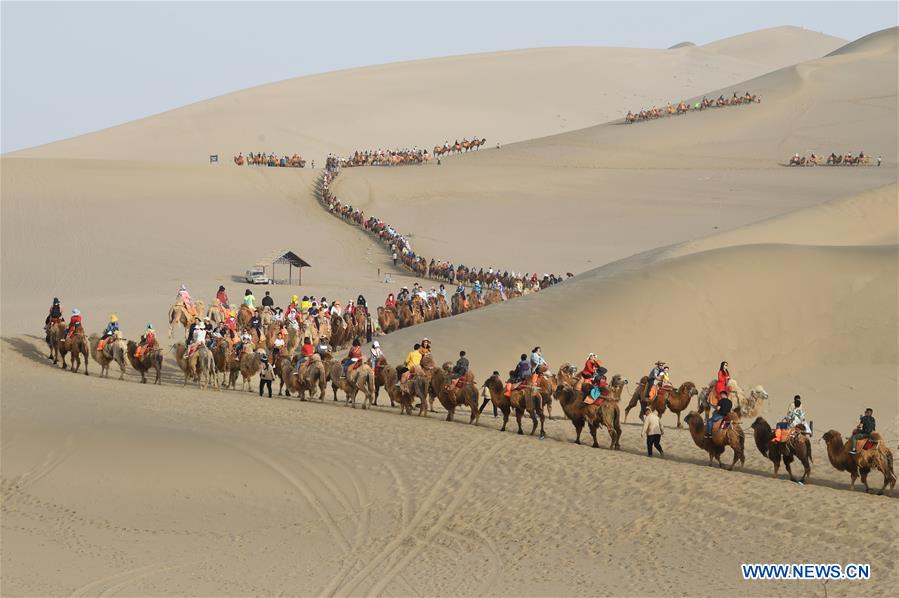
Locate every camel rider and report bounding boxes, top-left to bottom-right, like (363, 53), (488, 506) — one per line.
(301, 296), (312, 313)
(715, 361), (730, 404)
(204, 318), (216, 349)
(243, 289), (257, 313)
(234, 332), (252, 357)
(216, 285), (230, 308)
(849, 408), (876, 455)
(706, 391), (733, 438)
(646, 361), (664, 400)
(249, 311), (262, 338)
(186, 317), (201, 347)
(46, 297), (63, 326)
(134, 324), (156, 358)
(66, 309), (83, 338)
(178, 285), (193, 306)
(369, 341), (384, 369)
(396, 343), (422, 384)
(581, 353), (601, 381)
(342, 338), (363, 376)
(272, 336), (285, 361)
(775, 395), (809, 442)
(450, 350), (469, 384)
(455, 284), (465, 296)
(261, 291), (274, 310)
(330, 301), (341, 318)
(385, 293), (397, 309)
(357, 295), (367, 308)
(315, 337), (331, 358)
(473, 280), (482, 297)
(510, 353), (531, 383)
(292, 337), (315, 374)
(438, 284), (447, 299)
(187, 323), (206, 357)
(530, 346), (549, 376)
(101, 315), (119, 340)
(420, 338), (432, 355)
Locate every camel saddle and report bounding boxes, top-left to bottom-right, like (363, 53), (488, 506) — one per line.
(856, 435), (879, 453)
(454, 372), (474, 388)
(773, 425), (806, 444)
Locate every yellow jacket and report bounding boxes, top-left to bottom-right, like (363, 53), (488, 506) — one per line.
(405, 350), (422, 369)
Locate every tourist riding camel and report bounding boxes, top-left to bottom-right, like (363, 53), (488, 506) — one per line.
(66, 308), (83, 338)
(45, 297), (63, 328)
(849, 408), (876, 455)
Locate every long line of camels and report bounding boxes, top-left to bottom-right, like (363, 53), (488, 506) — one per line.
(40, 311), (896, 498)
(624, 91), (760, 123)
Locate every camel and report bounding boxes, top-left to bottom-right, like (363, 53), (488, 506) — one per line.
(207, 299), (227, 325)
(189, 345), (217, 390)
(126, 340), (163, 384)
(168, 300), (204, 339)
(651, 381), (698, 428)
(698, 380), (767, 419)
(437, 374), (480, 424)
(450, 293), (468, 315)
(377, 306), (399, 333)
(554, 374), (625, 448)
(482, 373), (545, 438)
(624, 376), (652, 422)
(58, 328), (90, 375)
(750, 417), (812, 483)
(345, 363), (376, 409)
(45, 321), (66, 364)
(373, 356), (398, 406)
(684, 411), (745, 470)
(821, 430), (895, 496)
(173, 342), (194, 384)
(278, 354), (325, 401)
(395, 372), (430, 416)
(89, 334), (127, 380)
(238, 350), (263, 392)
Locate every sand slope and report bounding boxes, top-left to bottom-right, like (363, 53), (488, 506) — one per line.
(9, 27), (845, 164)
(330, 27), (897, 275)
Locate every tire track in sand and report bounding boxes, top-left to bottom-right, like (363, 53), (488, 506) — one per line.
(330, 434), (495, 597)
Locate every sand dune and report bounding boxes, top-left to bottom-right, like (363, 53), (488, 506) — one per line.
(330, 27), (897, 275)
(9, 27), (845, 165)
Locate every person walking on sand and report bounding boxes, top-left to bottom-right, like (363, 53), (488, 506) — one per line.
(259, 354), (274, 398)
(642, 407), (664, 457)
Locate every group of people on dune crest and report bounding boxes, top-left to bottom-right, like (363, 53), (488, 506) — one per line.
(43, 291), (896, 497)
(233, 152), (307, 167)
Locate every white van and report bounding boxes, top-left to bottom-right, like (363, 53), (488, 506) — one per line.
(245, 267), (271, 285)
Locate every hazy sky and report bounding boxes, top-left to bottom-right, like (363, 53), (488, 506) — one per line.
(2, 1), (895, 152)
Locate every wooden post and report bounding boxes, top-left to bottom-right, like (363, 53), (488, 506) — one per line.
(299, 267), (303, 285)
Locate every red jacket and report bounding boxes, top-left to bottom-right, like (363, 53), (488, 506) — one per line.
(301, 343), (314, 357)
(216, 290), (229, 306)
(348, 345), (363, 360)
(68, 314), (83, 330)
(715, 370), (730, 394)
(582, 359), (597, 378)
(286, 303), (298, 318)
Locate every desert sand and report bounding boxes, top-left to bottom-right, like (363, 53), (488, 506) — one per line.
(2, 26), (897, 597)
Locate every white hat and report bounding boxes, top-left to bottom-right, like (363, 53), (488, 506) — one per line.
(372, 341), (380, 348)
(72, 308), (81, 316)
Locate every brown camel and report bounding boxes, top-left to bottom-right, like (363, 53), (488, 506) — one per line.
(394, 369), (430, 416)
(126, 340), (163, 384)
(173, 342), (194, 384)
(684, 411), (745, 470)
(554, 374), (625, 448)
(821, 430), (895, 496)
(653, 381), (698, 428)
(45, 321), (66, 364)
(58, 328), (90, 375)
(377, 306), (399, 334)
(624, 376), (651, 422)
(278, 354), (324, 401)
(345, 363), (376, 409)
(238, 350), (262, 392)
(436, 372), (480, 424)
(751, 417), (812, 483)
(89, 334), (127, 380)
(482, 373), (545, 438)
(373, 356), (398, 406)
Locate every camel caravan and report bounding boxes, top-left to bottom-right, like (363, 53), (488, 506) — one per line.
(41, 294), (896, 496)
(624, 91), (760, 124)
(233, 152), (307, 167)
(325, 148), (432, 168)
(432, 137), (487, 157)
(786, 151), (881, 167)
(318, 169), (567, 334)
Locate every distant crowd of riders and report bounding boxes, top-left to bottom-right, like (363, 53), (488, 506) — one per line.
(625, 91), (760, 123)
(788, 151), (881, 167)
(233, 152), (307, 167)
